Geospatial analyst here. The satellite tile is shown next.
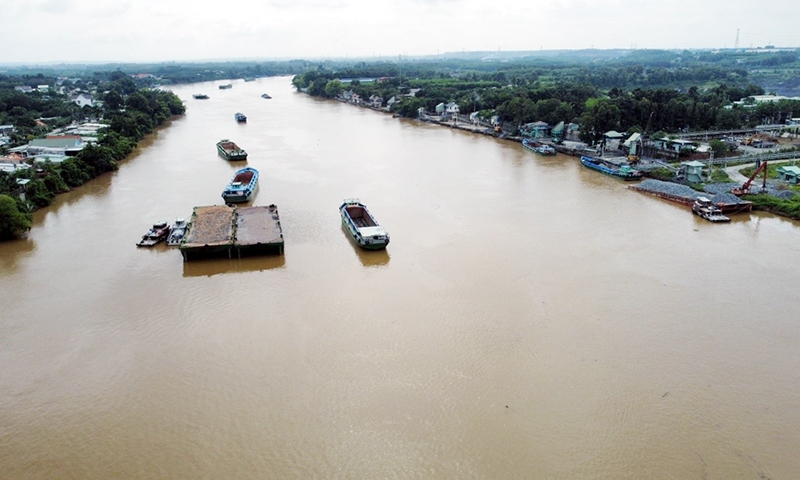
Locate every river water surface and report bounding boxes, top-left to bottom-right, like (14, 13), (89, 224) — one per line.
(2, 76), (800, 479)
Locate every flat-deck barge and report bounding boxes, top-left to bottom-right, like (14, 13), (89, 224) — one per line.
(234, 205), (284, 256)
(179, 204), (284, 261)
(629, 179), (753, 214)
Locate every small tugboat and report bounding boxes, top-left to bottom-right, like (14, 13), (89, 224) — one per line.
(235, 112), (247, 123)
(218, 83), (232, 89)
(216, 139), (247, 161)
(692, 197), (731, 223)
(261, 93), (272, 99)
(580, 155), (643, 180)
(522, 138), (556, 155)
(192, 94), (209, 99)
(340, 199), (390, 250)
(166, 218), (188, 246)
(222, 167), (259, 203)
(137, 221), (171, 247)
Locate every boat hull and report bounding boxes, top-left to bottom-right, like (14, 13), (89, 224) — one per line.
(166, 219), (188, 246)
(136, 222), (170, 247)
(222, 167), (259, 204)
(216, 140), (247, 161)
(222, 190), (256, 203)
(340, 200), (390, 250)
(522, 139), (556, 155)
(580, 155), (642, 180)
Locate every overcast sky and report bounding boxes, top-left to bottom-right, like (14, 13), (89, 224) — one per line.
(2, 0), (798, 64)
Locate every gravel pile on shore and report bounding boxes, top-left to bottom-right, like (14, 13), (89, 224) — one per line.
(771, 190), (796, 199)
(703, 183), (738, 195)
(635, 179), (703, 200)
(710, 192), (746, 204)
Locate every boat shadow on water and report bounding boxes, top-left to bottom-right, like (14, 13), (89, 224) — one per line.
(340, 225), (391, 268)
(182, 255), (286, 277)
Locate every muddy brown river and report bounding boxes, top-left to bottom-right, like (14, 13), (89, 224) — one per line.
(2, 76), (799, 479)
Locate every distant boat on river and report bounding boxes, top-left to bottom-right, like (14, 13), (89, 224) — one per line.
(192, 94), (209, 99)
(217, 139), (247, 161)
(261, 93), (272, 99)
(235, 112), (247, 123)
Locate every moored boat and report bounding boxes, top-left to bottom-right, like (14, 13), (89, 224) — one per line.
(166, 218), (188, 246)
(235, 112), (247, 123)
(692, 197), (731, 223)
(522, 138), (556, 155)
(137, 221), (171, 247)
(340, 199), (390, 250)
(216, 139), (247, 161)
(580, 155), (642, 180)
(222, 167), (259, 203)
(261, 93), (272, 99)
(219, 83), (232, 89)
(192, 94), (209, 99)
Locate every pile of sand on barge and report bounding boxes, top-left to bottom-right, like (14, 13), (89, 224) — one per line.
(630, 179), (753, 213)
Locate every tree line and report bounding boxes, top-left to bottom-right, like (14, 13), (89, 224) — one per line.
(0, 72), (184, 239)
(291, 65), (800, 144)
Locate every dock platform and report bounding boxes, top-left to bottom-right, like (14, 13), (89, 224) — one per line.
(234, 205), (284, 256)
(180, 204), (284, 261)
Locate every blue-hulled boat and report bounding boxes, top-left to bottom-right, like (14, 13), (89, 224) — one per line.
(522, 138), (556, 155)
(580, 155), (643, 180)
(222, 167), (259, 203)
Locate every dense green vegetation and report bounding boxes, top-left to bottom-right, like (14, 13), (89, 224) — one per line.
(287, 49), (800, 143)
(0, 193), (31, 239)
(744, 194), (800, 220)
(292, 66), (800, 144)
(0, 72), (184, 237)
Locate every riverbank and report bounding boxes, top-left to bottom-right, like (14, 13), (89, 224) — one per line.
(328, 93), (800, 223)
(0, 84), (185, 239)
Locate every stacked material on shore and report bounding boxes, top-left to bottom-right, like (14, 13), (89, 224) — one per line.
(630, 179), (752, 213)
(631, 179), (704, 204)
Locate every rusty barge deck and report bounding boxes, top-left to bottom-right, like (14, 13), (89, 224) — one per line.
(234, 205), (284, 256)
(180, 204), (284, 261)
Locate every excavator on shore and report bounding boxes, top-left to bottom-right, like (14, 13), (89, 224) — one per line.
(732, 161), (768, 196)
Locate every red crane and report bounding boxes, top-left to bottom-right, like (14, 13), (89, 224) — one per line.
(732, 161), (768, 196)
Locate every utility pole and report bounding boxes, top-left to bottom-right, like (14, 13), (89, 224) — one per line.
(735, 28), (740, 49)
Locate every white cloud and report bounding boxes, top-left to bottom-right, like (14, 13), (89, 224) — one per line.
(0, 0), (798, 63)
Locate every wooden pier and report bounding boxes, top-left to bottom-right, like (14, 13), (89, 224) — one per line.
(180, 204), (284, 261)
